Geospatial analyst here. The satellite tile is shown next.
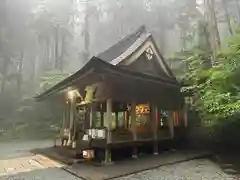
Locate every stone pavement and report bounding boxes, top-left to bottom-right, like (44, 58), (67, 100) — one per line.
(0, 154), (63, 176)
(0, 154), (82, 180)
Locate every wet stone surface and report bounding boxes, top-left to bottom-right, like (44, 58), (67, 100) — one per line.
(114, 159), (237, 180)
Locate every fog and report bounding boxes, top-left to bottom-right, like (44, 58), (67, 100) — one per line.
(0, 0), (238, 140)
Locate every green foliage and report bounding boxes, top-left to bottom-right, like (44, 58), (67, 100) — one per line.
(168, 18), (240, 128)
(179, 36), (240, 125)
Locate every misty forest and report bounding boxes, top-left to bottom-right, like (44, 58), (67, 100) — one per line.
(0, 0), (240, 148)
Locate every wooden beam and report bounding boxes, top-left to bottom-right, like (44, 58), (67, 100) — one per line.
(152, 105), (158, 155)
(61, 105), (67, 146)
(104, 98), (113, 164)
(67, 96), (76, 146)
(183, 105), (188, 128)
(131, 102), (138, 159)
(106, 98), (113, 143)
(90, 105), (96, 128)
(131, 102), (137, 141)
(100, 103), (104, 127)
(115, 112), (119, 128)
(168, 111), (174, 139)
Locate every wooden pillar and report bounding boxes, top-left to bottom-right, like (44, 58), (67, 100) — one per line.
(152, 105), (158, 155)
(100, 103), (104, 127)
(168, 111), (174, 139)
(131, 102), (138, 158)
(67, 96), (76, 146)
(131, 102), (137, 140)
(115, 112), (119, 128)
(72, 115), (77, 148)
(61, 107), (66, 134)
(65, 101), (70, 146)
(104, 98), (113, 164)
(90, 105), (96, 128)
(61, 106), (67, 146)
(125, 111), (129, 129)
(183, 105), (188, 128)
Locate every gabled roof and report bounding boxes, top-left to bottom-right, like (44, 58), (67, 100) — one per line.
(36, 26), (182, 101)
(96, 25), (175, 78)
(97, 26), (148, 63)
(36, 57), (181, 100)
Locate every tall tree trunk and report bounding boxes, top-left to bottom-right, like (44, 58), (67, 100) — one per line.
(60, 35), (65, 72)
(159, 27), (166, 55)
(158, 0), (166, 55)
(44, 38), (50, 71)
(0, 0), (6, 48)
(221, 0), (233, 35)
(0, 0), (8, 94)
(83, 1), (90, 63)
(0, 58), (9, 94)
(1, 78), (7, 95)
(235, 0), (240, 19)
(29, 55), (36, 92)
(55, 24), (60, 69)
(205, 0), (220, 65)
(212, 0), (221, 47)
(180, 28), (187, 51)
(17, 50), (24, 96)
(197, 20), (212, 68)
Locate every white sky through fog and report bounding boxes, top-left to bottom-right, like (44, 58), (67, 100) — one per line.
(196, 0), (204, 5)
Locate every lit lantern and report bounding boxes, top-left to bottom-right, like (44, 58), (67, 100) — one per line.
(97, 129), (106, 139)
(68, 90), (75, 100)
(82, 150), (94, 159)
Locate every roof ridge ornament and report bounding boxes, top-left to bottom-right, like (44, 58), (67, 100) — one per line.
(145, 46), (154, 60)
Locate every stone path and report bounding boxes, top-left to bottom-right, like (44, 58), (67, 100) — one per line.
(0, 168), (81, 180)
(0, 154), (81, 180)
(0, 154), (62, 176)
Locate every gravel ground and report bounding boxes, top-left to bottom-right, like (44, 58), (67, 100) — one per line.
(115, 159), (237, 180)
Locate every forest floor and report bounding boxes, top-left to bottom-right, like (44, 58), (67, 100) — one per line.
(0, 140), (239, 180)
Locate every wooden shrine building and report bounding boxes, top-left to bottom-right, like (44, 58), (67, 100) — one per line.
(36, 26), (186, 163)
